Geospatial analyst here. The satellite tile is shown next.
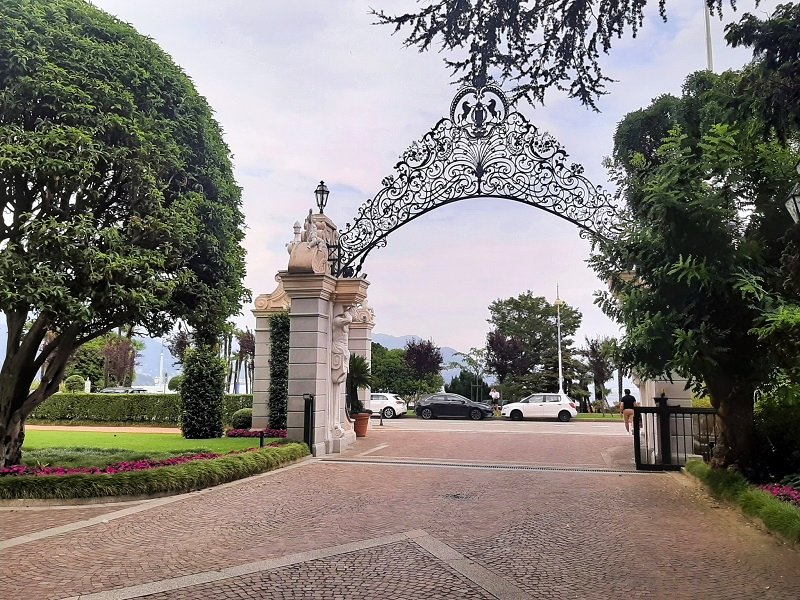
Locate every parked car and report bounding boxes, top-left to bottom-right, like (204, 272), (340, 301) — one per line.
(98, 387), (147, 394)
(415, 393), (493, 420)
(500, 392), (578, 422)
(369, 393), (407, 419)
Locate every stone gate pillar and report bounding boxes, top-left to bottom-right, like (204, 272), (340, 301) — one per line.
(349, 299), (375, 408)
(280, 271), (336, 456)
(269, 210), (371, 456)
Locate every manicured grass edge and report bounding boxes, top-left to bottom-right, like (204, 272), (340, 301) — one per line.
(684, 459), (800, 544)
(0, 442), (310, 500)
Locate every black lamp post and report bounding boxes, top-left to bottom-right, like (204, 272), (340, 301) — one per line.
(786, 163), (800, 224)
(314, 181), (329, 214)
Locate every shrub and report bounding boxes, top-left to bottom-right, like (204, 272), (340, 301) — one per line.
(0, 443), (309, 499)
(754, 376), (800, 480)
(230, 408), (253, 429)
(181, 346), (226, 438)
(168, 374), (185, 391)
(30, 393), (251, 425)
(63, 375), (85, 393)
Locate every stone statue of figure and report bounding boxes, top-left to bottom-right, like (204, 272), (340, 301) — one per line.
(331, 305), (357, 384)
(303, 209), (323, 249)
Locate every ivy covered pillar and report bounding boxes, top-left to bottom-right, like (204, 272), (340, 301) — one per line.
(251, 277), (290, 430)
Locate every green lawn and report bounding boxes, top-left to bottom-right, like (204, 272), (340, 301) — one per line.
(575, 413), (623, 421)
(21, 431), (263, 468)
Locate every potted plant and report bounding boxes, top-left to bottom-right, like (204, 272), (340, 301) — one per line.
(347, 355), (373, 437)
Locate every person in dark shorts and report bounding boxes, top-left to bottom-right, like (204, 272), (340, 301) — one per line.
(619, 389), (637, 433)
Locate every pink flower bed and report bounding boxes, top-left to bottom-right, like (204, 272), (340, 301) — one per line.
(226, 428), (287, 438)
(760, 483), (800, 507)
(0, 450), (262, 478)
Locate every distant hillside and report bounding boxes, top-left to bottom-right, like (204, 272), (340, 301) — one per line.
(372, 333), (462, 383)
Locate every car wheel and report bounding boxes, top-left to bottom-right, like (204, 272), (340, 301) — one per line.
(558, 410), (571, 422)
(420, 407), (433, 420)
(382, 406), (396, 419)
(469, 408), (482, 420)
(510, 410), (523, 421)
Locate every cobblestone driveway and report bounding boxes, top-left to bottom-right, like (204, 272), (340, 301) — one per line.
(1, 421), (798, 599)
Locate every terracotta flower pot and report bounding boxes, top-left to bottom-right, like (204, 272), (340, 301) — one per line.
(352, 413), (370, 437)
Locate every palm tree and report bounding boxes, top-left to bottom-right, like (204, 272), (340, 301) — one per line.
(579, 336), (616, 413)
(346, 355), (373, 414)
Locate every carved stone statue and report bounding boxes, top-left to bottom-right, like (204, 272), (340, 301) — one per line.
(287, 209), (329, 274)
(331, 305), (357, 384)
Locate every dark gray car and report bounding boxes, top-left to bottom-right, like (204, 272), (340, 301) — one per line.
(415, 393), (493, 420)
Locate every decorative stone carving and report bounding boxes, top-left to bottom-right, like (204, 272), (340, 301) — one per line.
(329, 304), (358, 442)
(288, 210), (329, 274)
(254, 275), (290, 311)
(352, 299), (375, 326)
(331, 305), (357, 384)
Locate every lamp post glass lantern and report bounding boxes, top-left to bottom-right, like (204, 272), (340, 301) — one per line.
(314, 181), (329, 214)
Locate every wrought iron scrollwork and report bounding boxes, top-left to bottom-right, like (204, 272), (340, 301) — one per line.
(336, 85), (624, 277)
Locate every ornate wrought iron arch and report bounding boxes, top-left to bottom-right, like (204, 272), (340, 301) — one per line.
(334, 85), (624, 277)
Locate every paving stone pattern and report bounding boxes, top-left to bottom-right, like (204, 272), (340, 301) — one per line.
(142, 541), (493, 600)
(1, 424), (798, 599)
(0, 505), (125, 540)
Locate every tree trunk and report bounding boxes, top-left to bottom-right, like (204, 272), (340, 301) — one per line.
(708, 378), (756, 471)
(0, 409), (25, 467)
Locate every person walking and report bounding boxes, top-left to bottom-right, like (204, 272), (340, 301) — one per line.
(619, 389), (637, 433)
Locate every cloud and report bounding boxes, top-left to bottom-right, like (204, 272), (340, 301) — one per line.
(95, 0), (778, 350)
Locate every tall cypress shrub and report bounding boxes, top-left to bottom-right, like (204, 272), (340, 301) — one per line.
(180, 346), (226, 438)
(268, 312), (289, 429)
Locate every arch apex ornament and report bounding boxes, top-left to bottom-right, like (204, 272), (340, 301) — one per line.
(334, 85), (626, 278)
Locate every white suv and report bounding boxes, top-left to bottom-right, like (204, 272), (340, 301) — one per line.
(501, 392), (577, 422)
(369, 393), (407, 419)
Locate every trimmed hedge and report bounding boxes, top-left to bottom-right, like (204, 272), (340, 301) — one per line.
(685, 459), (800, 544)
(29, 393), (252, 425)
(0, 442), (309, 500)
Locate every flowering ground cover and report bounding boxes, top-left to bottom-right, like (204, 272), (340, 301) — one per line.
(0, 442), (310, 500)
(226, 428), (287, 438)
(1, 449), (278, 477)
(760, 483), (800, 508)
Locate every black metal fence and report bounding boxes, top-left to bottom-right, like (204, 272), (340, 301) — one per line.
(633, 398), (720, 471)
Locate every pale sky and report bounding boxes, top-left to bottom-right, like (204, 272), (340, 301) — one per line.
(94, 0), (777, 353)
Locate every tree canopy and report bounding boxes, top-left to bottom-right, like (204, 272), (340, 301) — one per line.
(373, 0), (737, 109)
(485, 291), (585, 399)
(0, 0), (248, 466)
(593, 67), (800, 470)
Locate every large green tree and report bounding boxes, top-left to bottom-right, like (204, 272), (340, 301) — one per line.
(371, 343), (441, 398)
(485, 291), (582, 396)
(725, 3), (800, 142)
(0, 0), (247, 466)
(593, 69), (799, 469)
(373, 0), (739, 109)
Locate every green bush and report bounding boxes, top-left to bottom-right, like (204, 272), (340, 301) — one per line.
(0, 442), (309, 500)
(685, 459), (800, 543)
(168, 374), (185, 391)
(181, 346), (226, 438)
(754, 377), (800, 480)
(230, 408), (253, 429)
(63, 375), (85, 393)
(30, 393), (251, 425)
